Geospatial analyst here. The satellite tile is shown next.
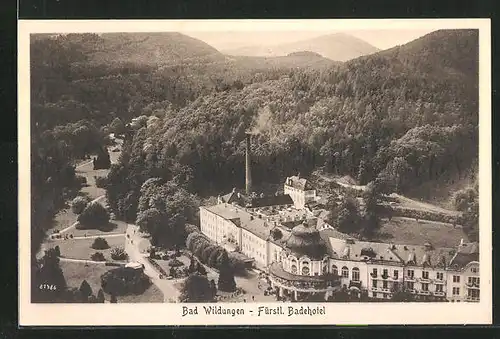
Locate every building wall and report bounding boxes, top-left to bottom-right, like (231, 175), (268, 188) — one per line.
(447, 262), (480, 302)
(268, 242), (282, 266)
(281, 253), (327, 276)
(330, 259), (369, 292)
(199, 207), (241, 247)
(402, 266), (447, 300)
(284, 184), (316, 210)
(366, 263), (404, 300)
(241, 229), (268, 267)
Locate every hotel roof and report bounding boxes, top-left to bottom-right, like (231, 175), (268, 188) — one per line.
(202, 203), (272, 240)
(324, 236), (457, 268)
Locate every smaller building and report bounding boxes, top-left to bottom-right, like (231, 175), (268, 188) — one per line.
(446, 241), (480, 302)
(284, 175), (317, 210)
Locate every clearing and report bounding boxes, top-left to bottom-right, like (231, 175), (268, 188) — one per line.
(375, 217), (468, 248)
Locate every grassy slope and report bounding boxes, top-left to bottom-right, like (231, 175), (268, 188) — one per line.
(52, 235), (126, 261)
(60, 261), (164, 303)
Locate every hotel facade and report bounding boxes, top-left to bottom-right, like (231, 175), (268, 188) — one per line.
(200, 176), (479, 302)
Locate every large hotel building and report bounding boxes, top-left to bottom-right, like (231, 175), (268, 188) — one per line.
(199, 134), (479, 302)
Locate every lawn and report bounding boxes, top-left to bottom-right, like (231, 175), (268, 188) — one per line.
(51, 235), (126, 262)
(60, 261), (164, 303)
(60, 261), (113, 296)
(71, 220), (128, 237)
(117, 284), (164, 303)
(50, 208), (79, 233)
(375, 217), (469, 248)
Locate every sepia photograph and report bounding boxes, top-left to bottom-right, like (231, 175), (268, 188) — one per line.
(18, 19), (491, 326)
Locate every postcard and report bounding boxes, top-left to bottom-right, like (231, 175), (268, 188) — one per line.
(18, 18), (492, 326)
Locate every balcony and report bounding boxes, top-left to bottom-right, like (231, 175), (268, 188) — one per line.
(370, 273), (378, 279)
(405, 276), (415, 282)
(268, 263), (341, 292)
(380, 288), (391, 293)
(433, 279), (445, 284)
(349, 281), (362, 290)
(381, 274), (389, 280)
(433, 291), (445, 297)
(418, 290), (431, 295)
(466, 282), (480, 289)
(417, 277), (431, 283)
(466, 296), (480, 302)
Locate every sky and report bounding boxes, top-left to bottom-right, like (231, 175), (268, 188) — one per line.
(184, 29), (436, 51)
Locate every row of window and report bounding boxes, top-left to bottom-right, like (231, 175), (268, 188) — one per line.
(372, 268), (445, 281)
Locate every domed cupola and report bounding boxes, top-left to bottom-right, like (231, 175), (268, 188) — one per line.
(284, 221), (328, 260)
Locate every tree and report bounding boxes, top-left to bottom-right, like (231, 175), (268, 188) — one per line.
(91, 237), (110, 250)
(380, 157), (412, 193)
(184, 223), (200, 236)
(196, 262), (207, 276)
(110, 247), (128, 260)
(217, 251), (236, 292)
(208, 247), (226, 268)
(188, 256), (196, 273)
(32, 248), (67, 302)
(270, 228), (283, 241)
(335, 196), (362, 234)
(54, 245), (61, 257)
(391, 286), (415, 302)
(78, 202), (110, 229)
(110, 294), (117, 303)
(136, 208), (163, 236)
(361, 181), (382, 238)
(209, 279), (217, 298)
(331, 286), (350, 302)
(109, 117), (126, 135)
(91, 252), (106, 261)
(97, 288), (105, 303)
(179, 273), (214, 302)
(79, 280), (93, 301)
(93, 148), (111, 170)
(71, 195), (91, 214)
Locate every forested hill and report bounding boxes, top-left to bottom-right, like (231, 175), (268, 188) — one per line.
(107, 29), (479, 221)
(223, 33), (380, 61)
(346, 29), (479, 112)
(31, 29), (480, 253)
(32, 32), (224, 66)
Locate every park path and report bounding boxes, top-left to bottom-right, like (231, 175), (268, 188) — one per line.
(52, 233), (125, 241)
(59, 257), (108, 265)
(124, 224), (180, 302)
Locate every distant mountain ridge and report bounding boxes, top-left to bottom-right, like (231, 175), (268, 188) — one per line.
(222, 33), (380, 61)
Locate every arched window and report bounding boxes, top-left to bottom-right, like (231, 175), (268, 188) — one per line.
(341, 266), (349, 278)
(331, 265), (338, 276)
(352, 267), (360, 281)
(302, 266), (310, 275)
(291, 265), (297, 274)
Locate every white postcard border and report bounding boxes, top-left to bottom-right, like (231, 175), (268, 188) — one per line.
(18, 18), (492, 326)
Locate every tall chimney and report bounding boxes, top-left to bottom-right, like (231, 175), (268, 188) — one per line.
(245, 132), (252, 195)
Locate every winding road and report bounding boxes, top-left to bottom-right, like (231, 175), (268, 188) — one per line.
(124, 224), (180, 302)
